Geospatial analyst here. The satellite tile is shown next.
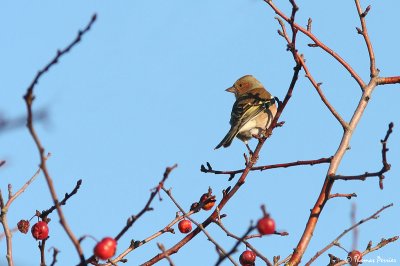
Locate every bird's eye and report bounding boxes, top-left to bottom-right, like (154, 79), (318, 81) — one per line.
(239, 83), (242, 87)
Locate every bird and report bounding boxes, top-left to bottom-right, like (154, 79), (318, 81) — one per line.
(215, 75), (277, 150)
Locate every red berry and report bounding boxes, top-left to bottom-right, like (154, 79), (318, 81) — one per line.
(17, 220), (30, 234)
(200, 193), (215, 211)
(31, 221), (49, 240)
(94, 237), (117, 260)
(257, 216), (275, 235)
(239, 250), (256, 265)
(348, 250), (363, 266)
(178, 220), (192, 234)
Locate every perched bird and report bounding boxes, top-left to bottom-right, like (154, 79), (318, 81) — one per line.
(215, 75), (277, 149)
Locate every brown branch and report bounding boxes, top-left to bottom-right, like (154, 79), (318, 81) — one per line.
(162, 188), (238, 266)
(141, 22), (301, 266)
(49, 247), (60, 266)
(328, 193), (357, 200)
(40, 179), (82, 219)
(264, 0), (366, 90)
(87, 165), (178, 265)
(115, 164), (177, 240)
(214, 219), (272, 266)
(354, 1), (377, 78)
(305, 203), (393, 265)
(297, 55), (348, 129)
(332, 236), (399, 266)
(332, 122), (393, 188)
(157, 243), (175, 266)
(39, 239), (47, 266)
(24, 14), (97, 98)
(263, 1), (395, 265)
(201, 157), (331, 179)
(23, 14), (96, 265)
(377, 76), (400, 85)
(99, 211), (191, 265)
(0, 160), (5, 167)
(0, 166), (42, 266)
(274, 12), (347, 128)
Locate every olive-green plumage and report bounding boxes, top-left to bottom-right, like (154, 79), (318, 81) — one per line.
(215, 75), (277, 149)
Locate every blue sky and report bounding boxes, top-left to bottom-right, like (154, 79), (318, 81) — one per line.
(1, 1), (399, 265)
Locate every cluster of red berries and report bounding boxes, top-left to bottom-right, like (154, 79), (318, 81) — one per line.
(177, 192), (216, 234)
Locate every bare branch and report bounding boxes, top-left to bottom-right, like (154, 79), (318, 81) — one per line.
(23, 14), (97, 265)
(264, 0), (366, 89)
(162, 188), (238, 266)
(40, 179), (83, 219)
(328, 193), (357, 200)
(0, 166), (43, 266)
(201, 157), (331, 179)
(214, 220), (272, 266)
(354, 1), (377, 77)
(157, 243), (175, 266)
(49, 247), (60, 266)
(332, 122), (393, 189)
(87, 165), (178, 265)
(305, 203), (393, 265)
(377, 76), (400, 85)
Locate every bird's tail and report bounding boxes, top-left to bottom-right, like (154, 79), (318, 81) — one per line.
(214, 126), (239, 149)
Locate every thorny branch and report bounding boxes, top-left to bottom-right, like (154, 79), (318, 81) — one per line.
(23, 14), (97, 265)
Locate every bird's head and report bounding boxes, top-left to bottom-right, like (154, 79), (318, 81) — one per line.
(225, 75), (264, 97)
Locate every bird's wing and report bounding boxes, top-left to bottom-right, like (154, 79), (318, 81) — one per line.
(214, 94), (275, 150)
(230, 95), (275, 130)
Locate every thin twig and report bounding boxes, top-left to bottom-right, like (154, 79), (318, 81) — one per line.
(141, 5), (302, 265)
(0, 166), (43, 266)
(88, 165), (178, 266)
(332, 236), (399, 266)
(332, 122), (393, 187)
(328, 193), (357, 200)
(214, 220), (272, 266)
(201, 157), (331, 179)
(354, 1), (377, 78)
(23, 14), (97, 265)
(49, 247), (60, 266)
(157, 243), (175, 266)
(40, 179), (83, 219)
(305, 203), (393, 265)
(115, 164), (177, 240)
(162, 187), (238, 266)
(264, 0), (366, 90)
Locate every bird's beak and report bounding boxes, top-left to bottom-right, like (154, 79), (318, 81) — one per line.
(225, 86), (236, 93)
